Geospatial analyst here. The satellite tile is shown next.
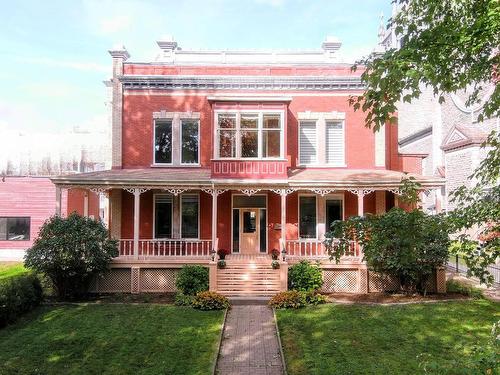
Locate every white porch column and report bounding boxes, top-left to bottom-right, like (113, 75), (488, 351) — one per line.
(133, 189), (141, 260)
(211, 190), (218, 252)
(357, 193), (364, 216)
(55, 185), (62, 216)
(83, 191), (89, 217)
(281, 192), (286, 251)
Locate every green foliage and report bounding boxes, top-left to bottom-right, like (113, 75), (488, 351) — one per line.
(217, 260), (226, 269)
(192, 291), (230, 310)
(174, 292), (194, 306)
(175, 265), (209, 295)
(269, 290), (307, 309)
(326, 208), (450, 294)
(418, 320), (499, 374)
(0, 263), (27, 280)
(271, 260), (280, 269)
(0, 273), (43, 327)
(288, 260), (323, 292)
(24, 213), (118, 300)
(304, 291), (328, 305)
(446, 279), (484, 299)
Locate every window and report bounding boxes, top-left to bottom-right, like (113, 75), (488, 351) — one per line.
(0, 217), (30, 241)
(181, 120), (199, 164)
(299, 121), (317, 164)
(326, 122), (345, 165)
(326, 199), (343, 230)
(216, 112), (283, 159)
(299, 196), (316, 239)
(154, 195), (172, 238)
(154, 120), (172, 164)
(181, 195), (199, 238)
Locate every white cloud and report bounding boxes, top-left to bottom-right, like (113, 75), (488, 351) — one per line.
(99, 14), (132, 35)
(19, 57), (109, 73)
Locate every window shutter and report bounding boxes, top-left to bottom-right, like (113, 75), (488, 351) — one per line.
(326, 122), (344, 165)
(299, 122), (317, 164)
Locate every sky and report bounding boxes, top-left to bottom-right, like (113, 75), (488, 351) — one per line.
(0, 0), (392, 135)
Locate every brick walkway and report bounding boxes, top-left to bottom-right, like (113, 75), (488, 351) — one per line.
(216, 305), (284, 375)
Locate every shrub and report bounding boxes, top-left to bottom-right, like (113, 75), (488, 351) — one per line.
(174, 292), (194, 306)
(192, 291), (230, 310)
(271, 260), (280, 269)
(0, 273), (43, 327)
(446, 279), (484, 299)
(305, 291), (328, 305)
(288, 260), (323, 292)
(269, 290), (307, 309)
(217, 248), (230, 260)
(175, 265), (209, 295)
(217, 260), (226, 269)
(24, 213), (118, 300)
(271, 249), (280, 260)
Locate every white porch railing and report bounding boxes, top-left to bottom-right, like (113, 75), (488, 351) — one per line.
(285, 239), (362, 261)
(119, 239), (213, 258)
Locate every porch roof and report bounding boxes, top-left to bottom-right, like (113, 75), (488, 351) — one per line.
(51, 167), (444, 190)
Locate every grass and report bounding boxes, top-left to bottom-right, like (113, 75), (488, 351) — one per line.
(276, 300), (500, 375)
(0, 262), (27, 280)
(446, 279), (484, 299)
(0, 304), (224, 375)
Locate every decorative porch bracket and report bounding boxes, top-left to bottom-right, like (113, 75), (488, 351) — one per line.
(307, 188), (336, 196)
(347, 189), (374, 217)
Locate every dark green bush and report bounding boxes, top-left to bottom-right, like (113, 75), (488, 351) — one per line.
(446, 279), (484, 299)
(0, 273), (43, 327)
(24, 213), (118, 300)
(304, 291), (328, 305)
(288, 260), (323, 292)
(175, 265), (209, 295)
(192, 291), (230, 310)
(174, 293), (194, 306)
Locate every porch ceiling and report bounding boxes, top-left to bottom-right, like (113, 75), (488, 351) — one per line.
(50, 167), (444, 189)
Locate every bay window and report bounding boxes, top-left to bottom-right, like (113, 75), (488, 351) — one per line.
(216, 111), (283, 158)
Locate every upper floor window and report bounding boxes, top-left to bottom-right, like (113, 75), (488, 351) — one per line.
(181, 120), (199, 164)
(325, 121), (345, 165)
(299, 121), (317, 164)
(216, 111), (283, 159)
(0, 217), (30, 241)
(155, 120), (172, 164)
(299, 119), (345, 166)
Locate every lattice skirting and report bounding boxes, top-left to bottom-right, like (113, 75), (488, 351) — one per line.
(321, 269), (359, 293)
(368, 270), (439, 293)
(90, 268), (179, 293)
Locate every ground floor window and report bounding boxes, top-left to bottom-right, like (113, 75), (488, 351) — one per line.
(0, 217), (30, 241)
(181, 195), (199, 238)
(299, 196), (316, 239)
(326, 199), (343, 230)
(154, 195), (172, 238)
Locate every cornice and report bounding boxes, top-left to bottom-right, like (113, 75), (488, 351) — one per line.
(119, 75), (365, 91)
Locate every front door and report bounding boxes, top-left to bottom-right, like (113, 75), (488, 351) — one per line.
(240, 209), (259, 254)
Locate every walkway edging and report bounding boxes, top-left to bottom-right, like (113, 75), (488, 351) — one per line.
(212, 308), (229, 375)
(273, 308), (288, 375)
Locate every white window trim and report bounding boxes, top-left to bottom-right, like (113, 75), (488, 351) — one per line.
(214, 109), (285, 160)
(298, 193), (318, 240)
(180, 192), (200, 240)
(153, 119), (173, 166)
(179, 119), (200, 166)
(325, 120), (346, 167)
(153, 193), (174, 239)
(230, 193), (268, 254)
(298, 120), (318, 166)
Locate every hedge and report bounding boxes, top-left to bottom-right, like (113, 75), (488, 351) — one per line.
(0, 273), (43, 327)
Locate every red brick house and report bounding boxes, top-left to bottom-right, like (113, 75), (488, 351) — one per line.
(51, 37), (445, 295)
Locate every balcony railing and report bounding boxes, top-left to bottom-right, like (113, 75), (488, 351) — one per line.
(285, 239), (362, 261)
(119, 239), (213, 258)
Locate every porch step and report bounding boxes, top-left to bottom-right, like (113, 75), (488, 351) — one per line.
(216, 261), (281, 297)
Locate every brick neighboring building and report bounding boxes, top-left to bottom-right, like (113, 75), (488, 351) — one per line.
(50, 37), (446, 295)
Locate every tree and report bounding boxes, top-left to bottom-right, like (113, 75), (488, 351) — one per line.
(25, 213), (118, 299)
(350, 0), (499, 284)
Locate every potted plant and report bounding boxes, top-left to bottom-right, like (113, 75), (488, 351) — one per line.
(271, 260), (280, 269)
(271, 248), (280, 260)
(217, 248), (229, 260)
(217, 259), (226, 269)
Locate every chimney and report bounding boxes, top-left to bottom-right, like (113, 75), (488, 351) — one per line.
(322, 36), (342, 61)
(157, 35), (178, 62)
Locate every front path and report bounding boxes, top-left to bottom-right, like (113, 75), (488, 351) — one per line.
(216, 305), (284, 375)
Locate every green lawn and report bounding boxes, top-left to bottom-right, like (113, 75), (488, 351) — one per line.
(0, 262), (26, 280)
(276, 300), (500, 375)
(0, 304), (224, 375)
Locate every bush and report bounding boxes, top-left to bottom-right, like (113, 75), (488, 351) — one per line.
(192, 291), (230, 310)
(288, 260), (323, 292)
(269, 290), (307, 309)
(446, 279), (484, 299)
(217, 249), (229, 260)
(175, 265), (209, 295)
(0, 273), (43, 327)
(271, 249), (280, 260)
(217, 260), (226, 269)
(24, 213), (118, 300)
(305, 291), (328, 305)
(271, 260), (280, 269)
(174, 292), (194, 306)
